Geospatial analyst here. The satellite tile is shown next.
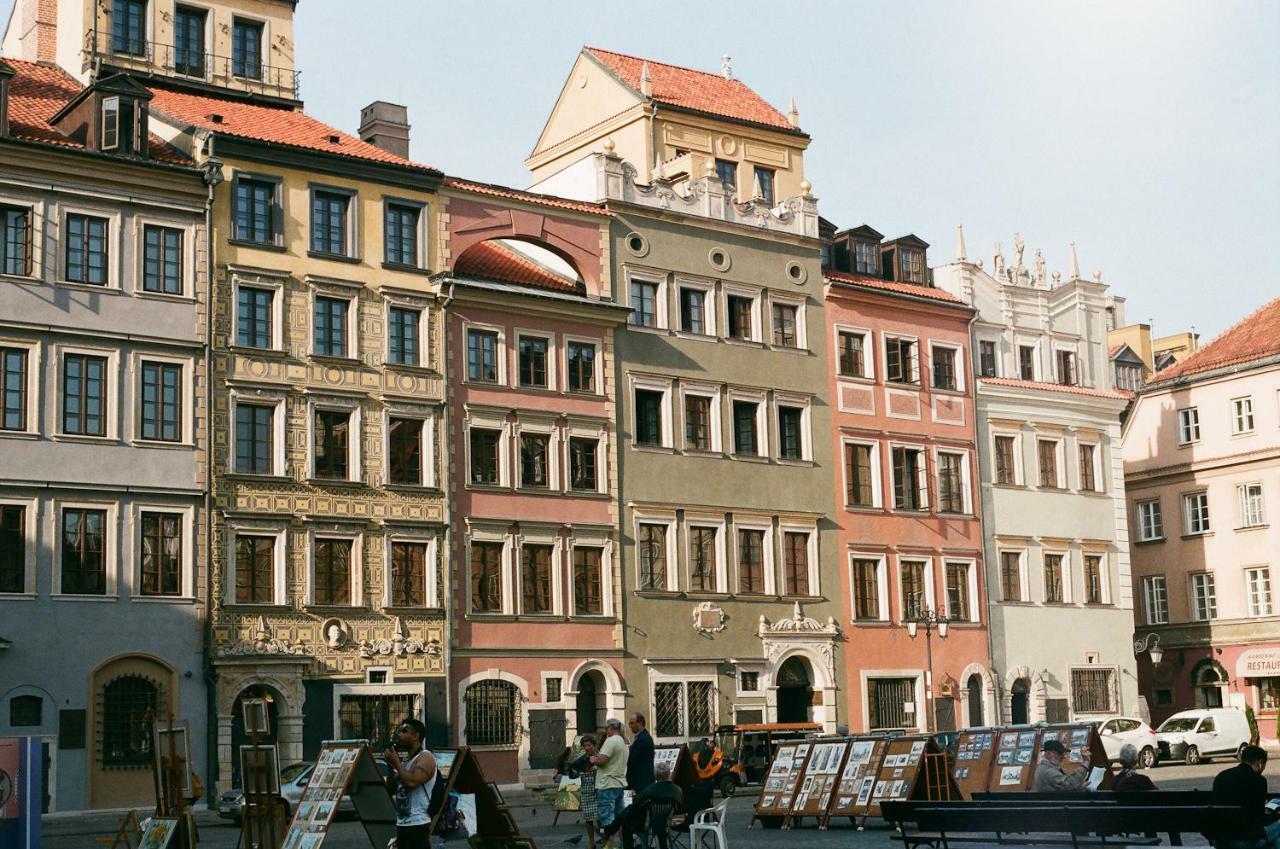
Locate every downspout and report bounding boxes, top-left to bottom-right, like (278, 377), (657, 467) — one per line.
(200, 136), (222, 804)
(439, 278), (454, 746)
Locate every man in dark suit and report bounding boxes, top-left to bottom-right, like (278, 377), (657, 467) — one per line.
(1212, 744), (1280, 849)
(626, 712), (655, 792)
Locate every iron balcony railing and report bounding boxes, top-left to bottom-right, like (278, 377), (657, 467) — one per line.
(85, 31), (300, 100)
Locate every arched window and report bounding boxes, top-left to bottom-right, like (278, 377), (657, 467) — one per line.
(966, 674), (984, 727)
(10, 694), (42, 727)
(1194, 662), (1226, 708)
(102, 675), (157, 767)
(465, 680), (519, 747)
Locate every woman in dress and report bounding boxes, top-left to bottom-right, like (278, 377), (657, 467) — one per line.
(575, 735), (600, 849)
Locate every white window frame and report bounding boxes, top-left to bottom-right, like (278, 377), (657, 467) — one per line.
(991, 430), (1024, 486)
(633, 509), (678, 592)
(384, 407), (435, 489)
(463, 407), (511, 489)
(383, 296), (430, 369)
(58, 204), (120, 290)
(630, 374), (674, 450)
(224, 519), (287, 606)
(976, 337), (1000, 378)
(0, 338), (40, 437)
(1035, 436), (1065, 489)
(305, 527), (363, 608)
(722, 284), (763, 344)
(674, 277), (716, 338)
(1246, 566), (1273, 618)
(848, 552), (889, 622)
(1239, 482), (1266, 529)
(309, 282), (359, 360)
(727, 389), (768, 458)
(1183, 491), (1211, 535)
(231, 273), (285, 351)
(625, 268), (668, 330)
(383, 531), (439, 609)
(228, 388), (287, 477)
(567, 529), (614, 618)
(1141, 575), (1168, 625)
(732, 516), (775, 596)
(942, 558), (980, 623)
(889, 442), (930, 512)
(680, 381), (722, 454)
(1177, 407), (1200, 445)
(896, 555), (935, 622)
(562, 334), (604, 395)
(514, 416), (559, 491)
(933, 447), (972, 514)
(833, 324), (874, 380)
(1076, 440), (1103, 493)
(1041, 549), (1073, 604)
(307, 395), (363, 483)
(1052, 343), (1079, 386)
(1190, 571), (1216, 621)
(773, 393), (812, 462)
(130, 502), (196, 601)
(461, 320), (507, 385)
(882, 332), (921, 385)
(767, 293), (807, 351)
(647, 667), (718, 743)
(466, 520), (513, 615)
(51, 500), (118, 598)
(1232, 396), (1256, 435)
(778, 521), (820, 597)
(130, 351), (195, 446)
(1136, 499), (1164, 541)
(928, 341), (965, 392)
(133, 214), (196, 300)
(840, 437), (883, 509)
(1082, 550), (1111, 605)
(684, 513), (727, 594)
(565, 419), (608, 495)
(514, 525), (563, 617)
(1015, 340), (1040, 382)
(998, 548), (1029, 603)
(735, 662), (766, 697)
(514, 329), (556, 391)
(54, 343), (120, 441)
(0, 496), (38, 595)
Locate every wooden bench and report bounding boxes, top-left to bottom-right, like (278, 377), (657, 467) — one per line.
(972, 790), (1213, 805)
(880, 800), (1242, 848)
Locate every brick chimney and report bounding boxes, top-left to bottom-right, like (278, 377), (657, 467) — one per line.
(358, 101), (410, 160)
(2, 0), (58, 63)
(0, 61), (13, 135)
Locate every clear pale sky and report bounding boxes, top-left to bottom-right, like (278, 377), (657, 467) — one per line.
(6, 0), (1276, 340)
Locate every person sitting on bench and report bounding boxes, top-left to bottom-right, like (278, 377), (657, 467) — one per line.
(1033, 739), (1092, 791)
(1112, 743), (1157, 791)
(1212, 744), (1280, 849)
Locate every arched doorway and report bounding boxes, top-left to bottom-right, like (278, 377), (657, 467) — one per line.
(231, 687), (281, 787)
(576, 670), (606, 735)
(967, 674), (985, 727)
(1010, 678), (1030, 725)
(89, 654), (175, 809)
(1194, 662), (1227, 708)
(776, 657), (813, 723)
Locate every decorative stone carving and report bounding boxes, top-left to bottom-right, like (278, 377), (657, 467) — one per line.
(357, 617), (441, 659)
(322, 618), (349, 649)
(217, 616), (307, 657)
(759, 602), (840, 636)
(692, 602), (728, 635)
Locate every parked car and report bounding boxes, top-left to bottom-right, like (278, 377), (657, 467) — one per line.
(217, 759), (390, 823)
(1097, 716), (1159, 768)
(1154, 708), (1252, 765)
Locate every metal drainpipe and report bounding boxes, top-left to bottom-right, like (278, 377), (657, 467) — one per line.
(201, 138), (218, 804)
(439, 278), (454, 746)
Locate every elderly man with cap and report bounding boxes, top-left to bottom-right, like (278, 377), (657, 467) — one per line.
(1033, 739), (1092, 792)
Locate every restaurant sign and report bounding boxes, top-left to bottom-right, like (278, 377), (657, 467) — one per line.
(1236, 648), (1280, 678)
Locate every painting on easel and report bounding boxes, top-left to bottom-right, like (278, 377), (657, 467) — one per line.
(137, 816), (180, 849)
(242, 698), (270, 735)
(240, 744), (281, 795)
(154, 723), (194, 799)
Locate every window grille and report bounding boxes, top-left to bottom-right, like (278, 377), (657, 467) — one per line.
(338, 694), (416, 749)
(654, 682), (683, 738)
(1070, 669), (1115, 714)
(465, 680), (520, 746)
(869, 678), (914, 730)
(687, 681), (713, 736)
(102, 675), (157, 767)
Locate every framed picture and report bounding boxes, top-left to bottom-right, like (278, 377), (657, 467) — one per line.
(153, 725), (193, 798)
(242, 698), (270, 736)
(488, 781), (506, 806)
(240, 744), (281, 795)
(138, 817), (180, 849)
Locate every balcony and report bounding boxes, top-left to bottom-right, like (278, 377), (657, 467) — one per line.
(85, 32), (300, 101)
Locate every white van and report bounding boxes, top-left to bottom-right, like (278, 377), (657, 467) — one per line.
(1154, 708), (1252, 765)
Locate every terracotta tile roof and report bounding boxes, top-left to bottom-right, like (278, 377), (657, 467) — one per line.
(145, 85), (437, 171)
(1108, 343), (1124, 358)
(442, 176), (611, 217)
(825, 270), (967, 305)
(1149, 297), (1280, 383)
(3, 59), (190, 165)
(979, 376), (1130, 401)
(454, 240), (581, 294)
(584, 46), (796, 132)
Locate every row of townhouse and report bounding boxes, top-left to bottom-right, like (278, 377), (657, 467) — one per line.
(0, 0), (1143, 808)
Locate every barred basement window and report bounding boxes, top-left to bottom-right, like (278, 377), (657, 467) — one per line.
(654, 680), (715, 739)
(465, 680), (519, 747)
(102, 675), (157, 767)
(1070, 668), (1115, 714)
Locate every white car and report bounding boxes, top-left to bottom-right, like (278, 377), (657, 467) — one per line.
(1155, 708), (1252, 765)
(1097, 716), (1159, 768)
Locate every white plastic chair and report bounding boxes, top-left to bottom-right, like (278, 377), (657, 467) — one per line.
(688, 797), (729, 849)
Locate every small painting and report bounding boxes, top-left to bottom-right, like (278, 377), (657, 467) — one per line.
(999, 766), (1023, 786)
(240, 744), (281, 795)
(138, 817), (180, 849)
(242, 699), (270, 736)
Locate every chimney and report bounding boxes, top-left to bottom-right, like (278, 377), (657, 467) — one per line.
(0, 61), (13, 136)
(359, 101), (410, 160)
(3, 0), (58, 63)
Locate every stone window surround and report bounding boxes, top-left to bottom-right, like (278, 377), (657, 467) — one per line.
(383, 404), (436, 489)
(54, 342), (120, 442)
(840, 437), (883, 509)
(132, 212), (197, 301)
(461, 319), (507, 386)
(463, 407), (511, 489)
(0, 336), (40, 437)
(130, 350), (196, 447)
(0, 494), (38, 596)
(130, 501), (197, 601)
(58, 203), (120, 290)
(306, 276), (362, 361)
(847, 551), (890, 622)
(683, 511), (727, 594)
(382, 529), (440, 610)
(566, 527), (614, 618)
(306, 394), (363, 484)
(833, 323), (875, 381)
(302, 523), (364, 608)
(227, 385), (288, 478)
(224, 518), (287, 607)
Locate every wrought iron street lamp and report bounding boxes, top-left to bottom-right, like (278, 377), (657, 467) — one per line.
(1134, 633), (1163, 665)
(907, 606), (950, 732)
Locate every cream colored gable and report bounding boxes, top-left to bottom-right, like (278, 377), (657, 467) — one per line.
(528, 51), (644, 160)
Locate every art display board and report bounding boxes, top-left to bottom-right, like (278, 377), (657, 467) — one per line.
(827, 736), (890, 824)
(749, 740), (814, 827)
(280, 741), (397, 849)
(988, 727), (1043, 791)
(1033, 723), (1111, 790)
(951, 728), (999, 799)
(866, 734), (954, 818)
(424, 746), (537, 848)
(653, 744), (697, 794)
(0, 737), (42, 849)
(784, 738), (850, 829)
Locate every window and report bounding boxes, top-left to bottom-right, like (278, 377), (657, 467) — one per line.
(388, 418), (423, 486)
(65, 214), (108, 286)
(569, 437), (599, 491)
(136, 511), (183, 597)
(898, 248), (925, 284)
(1247, 567), (1273, 617)
(519, 432), (550, 489)
(900, 559), (926, 620)
(739, 671), (760, 693)
(466, 329), (499, 383)
(311, 190), (350, 256)
(566, 341), (596, 393)
(468, 428), (501, 485)
(1191, 572), (1216, 620)
(630, 279), (658, 328)
(312, 538), (352, 606)
(0, 505), (26, 594)
(518, 336), (549, 388)
(1261, 680), (1280, 712)
(1232, 397), (1255, 434)
(1184, 492), (1211, 535)
(1, 348), (29, 431)
(232, 18), (264, 80)
(102, 675), (157, 767)
(634, 388), (664, 447)
(233, 534), (274, 604)
(783, 532), (810, 596)
(173, 6), (206, 77)
(470, 541), (503, 612)
(1084, 555), (1104, 604)
(932, 347), (957, 390)
(771, 303), (798, 348)
(637, 523), (668, 591)
(753, 167), (775, 205)
(313, 409), (351, 479)
(715, 159), (737, 187)
(101, 96), (122, 152)
(1078, 443), (1098, 492)
(0, 205), (31, 277)
(994, 435), (1017, 485)
(1114, 363), (1142, 392)
(62, 353), (107, 437)
(236, 286), (274, 348)
(9, 695), (41, 727)
(142, 225), (183, 295)
(520, 544), (553, 614)
(777, 405), (804, 460)
(61, 507), (107, 595)
(885, 337), (918, 384)
(1043, 554), (1064, 603)
(844, 442), (875, 507)
(384, 202), (421, 266)
(654, 680), (714, 739)
(1137, 499), (1164, 541)
(937, 452), (965, 513)
(233, 177), (276, 244)
(139, 361), (181, 442)
(946, 562), (971, 621)
(737, 529), (765, 594)
(978, 340), (997, 377)
(1142, 576), (1168, 624)
(891, 446), (927, 511)
(234, 403), (273, 474)
(854, 241), (879, 275)
(727, 295), (754, 341)
(387, 307), (421, 367)
(1018, 345), (1036, 381)
(111, 0), (146, 55)
(1177, 407), (1200, 444)
(1037, 439), (1060, 488)
(732, 400), (759, 455)
(685, 394), (712, 451)
(389, 541), (428, 607)
(837, 331), (867, 377)
(1055, 350), (1077, 386)
(1155, 688), (1174, 707)
(464, 680), (519, 746)
(868, 677), (916, 730)
(1239, 483), (1266, 528)
(1001, 551), (1023, 601)
(1070, 669), (1115, 714)
(679, 288), (706, 334)
(689, 526), (717, 592)
(852, 558), (881, 620)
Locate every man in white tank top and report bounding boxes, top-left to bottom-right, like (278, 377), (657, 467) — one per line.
(385, 718), (438, 849)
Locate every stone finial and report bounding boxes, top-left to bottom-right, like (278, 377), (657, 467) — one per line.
(799, 179), (812, 194)
(787, 97), (800, 128)
(955, 224), (967, 262)
(721, 54), (734, 80)
(1093, 270), (1103, 282)
(751, 171), (764, 201)
(639, 61), (653, 97)
(1052, 270), (1062, 284)
(1069, 242), (1081, 279)
(705, 158), (718, 176)
(602, 136), (616, 155)
(976, 259), (984, 269)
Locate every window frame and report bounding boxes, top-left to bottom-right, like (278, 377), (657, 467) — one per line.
(733, 517), (774, 596)
(684, 514), (727, 594)
(723, 286), (762, 344)
(566, 421), (607, 495)
(928, 341), (965, 392)
(675, 278), (715, 337)
(680, 382), (721, 454)
(230, 171), (283, 247)
(944, 558), (980, 623)
(310, 285), (358, 360)
(779, 522), (819, 598)
(998, 549), (1027, 603)
(1017, 343), (1038, 382)
(1042, 550), (1069, 604)
(172, 3), (209, 79)
(977, 338), (999, 378)
(1177, 407), (1201, 445)
(1190, 571), (1216, 621)
(849, 553), (888, 622)
(464, 410), (510, 489)
(514, 330), (555, 391)
(1141, 575), (1168, 625)
(883, 334), (920, 385)
(649, 670), (718, 743)
(467, 525), (511, 615)
(897, 556), (934, 622)
(385, 300), (427, 368)
(991, 430), (1023, 486)
(383, 532), (439, 609)
(304, 529), (361, 608)
(1232, 396), (1256, 436)
(634, 510), (678, 593)
(889, 442), (930, 512)
(226, 521), (286, 606)
(1183, 490), (1211, 536)
(0, 496), (38, 595)
(834, 325), (874, 380)
(773, 393), (812, 463)
(229, 390), (286, 477)
(61, 208), (115, 289)
(53, 499), (117, 597)
(1238, 482), (1266, 529)
(308, 396), (362, 483)
(0, 340), (39, 435)
(567, 531), (612, 618)
(841, 438), (882, 509)
(1076, 440), (1102, 493)
(514, 418), (558, 491)
(382, 198), (427, 269)
(230, 14), (268, 81)
(753, 166), (776, 205)
(132, 503), (195, 600)
(933, 448), (971, 515)
(137, 219), (189, 298)
(1246, 566), (1273, 618)
(768, 294), (806, 351)
(728, 391), (767, 458)
(462, 321), (505, 385)
(133, 352), (192, 446)
(1053, 346), (1079, 387)
(1083, 551), (1110, 605)
(0, 201), (35, 279)
(385, 411), (433, 489)
(626, 270), (667, 330)
(57, 344), (117, 440)
(232, 275), (285, 351)
(563, 335), (602, 395)
(1036, 436), (1064, 489)
(1136, 498), (1164, 542)
(631, 375), (674, 450)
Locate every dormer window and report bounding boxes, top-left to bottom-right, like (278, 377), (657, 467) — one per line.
(899, 248), (925, 284)
(102, 97), (120, 150)
(100, 95), (144, 156)
(854, 241), (879, 275)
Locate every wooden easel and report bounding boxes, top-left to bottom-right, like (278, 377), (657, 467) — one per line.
(96, 810), (143, 848)
(237, 697), (284, 849)
(153, 711), (197, 849)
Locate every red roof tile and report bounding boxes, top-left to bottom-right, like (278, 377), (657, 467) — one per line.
(454, 240), (581, 294)
(146, 86), (436, 171)
(442, 176), (611, 217)
(584, 47), (796, 132)
(979, 377), (1130, 401)
(825, 270), (967, 305)
(1149, 297), (1280, 383)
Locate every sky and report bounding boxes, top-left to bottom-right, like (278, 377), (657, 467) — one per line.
(5, 0), (1277, 341)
